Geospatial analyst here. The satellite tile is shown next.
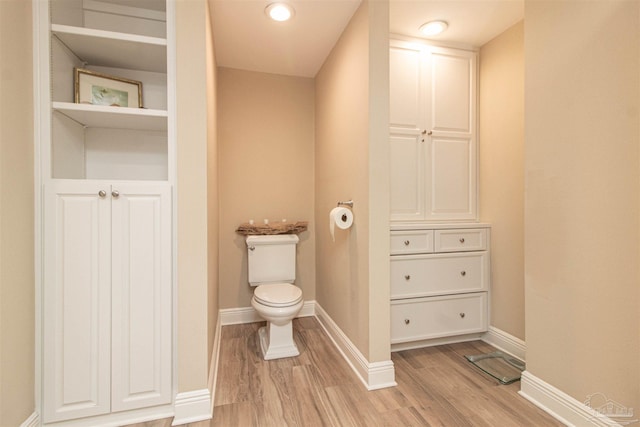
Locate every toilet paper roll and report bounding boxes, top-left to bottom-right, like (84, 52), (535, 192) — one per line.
(329, 207), (354, 242)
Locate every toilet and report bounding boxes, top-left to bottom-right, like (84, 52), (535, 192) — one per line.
(247, 234), (303, 360)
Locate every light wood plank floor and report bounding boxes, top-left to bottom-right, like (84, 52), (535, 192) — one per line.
(128, 317), (564, 427)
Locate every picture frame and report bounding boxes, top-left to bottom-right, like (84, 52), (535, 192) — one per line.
(74, 68), (143, 108)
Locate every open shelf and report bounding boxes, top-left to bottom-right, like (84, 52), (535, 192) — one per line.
(53, 102), (167, 131)
(52, 24), (167, 73)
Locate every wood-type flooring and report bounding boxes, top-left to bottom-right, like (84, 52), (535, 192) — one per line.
(127, 317), (565, 427)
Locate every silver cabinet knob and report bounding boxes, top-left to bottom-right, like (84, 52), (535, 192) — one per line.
(404, 275), (411, 280)
(460, 271), (466, 277)
(98, 190), (106, 198)
(248, 246), (255, 251)
(404, 240), (410, 246)
(427, 130), (433, 135)
(459, 312), (466, 318)
(459, 238), (465, 243)
(404, 319), (410, 325)
(111, 190), (119, 198)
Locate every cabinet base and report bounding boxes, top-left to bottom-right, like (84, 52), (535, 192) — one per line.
(391, 332), (485, 352)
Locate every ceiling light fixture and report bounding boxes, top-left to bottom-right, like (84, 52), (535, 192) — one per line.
(419, 20), (448, 36)
(265, 3), (295, 22)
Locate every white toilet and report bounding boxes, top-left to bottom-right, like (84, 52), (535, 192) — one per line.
(247, 234), (303, 360)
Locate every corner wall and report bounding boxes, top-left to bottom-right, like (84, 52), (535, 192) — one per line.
(217, 68), (316, 310)
(314, 0), (390, 363)
(479, 21), (525, 340)
(524, 0), (640, 411)
(0, 1), (35, 425)
(176, 0), (210, 394)
(205, 0), (219, 373)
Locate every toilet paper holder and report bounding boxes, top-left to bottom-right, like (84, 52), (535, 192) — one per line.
(337, 200), (354, 209)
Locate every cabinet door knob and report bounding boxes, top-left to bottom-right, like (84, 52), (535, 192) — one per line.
(112, 190), (119, 198)
(404, 240), (410, 246)
(459, 312), (466, 318)
(404, 319), (410, 325)
(460, 271), (466, 277)
(459, 237), (465, 243)
(98, 190), (106, 198)
(404, 275), (411, 281)
(427, 130), (433, 135)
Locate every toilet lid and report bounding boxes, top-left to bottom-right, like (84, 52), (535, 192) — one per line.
(254, 283), (302, 307)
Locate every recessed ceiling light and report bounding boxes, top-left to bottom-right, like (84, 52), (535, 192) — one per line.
(419, 20), (448, 36)
(265, 3), (295, 22)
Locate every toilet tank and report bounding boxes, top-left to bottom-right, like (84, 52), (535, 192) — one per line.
(247, 234), (299, 286)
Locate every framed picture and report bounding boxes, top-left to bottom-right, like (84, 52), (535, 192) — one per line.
(74, 68), (143, 108)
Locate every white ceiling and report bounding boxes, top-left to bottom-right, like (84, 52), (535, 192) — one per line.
(210, 0), (524, 78)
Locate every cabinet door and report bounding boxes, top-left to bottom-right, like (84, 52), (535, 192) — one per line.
(390, 130), (425, 221)
(424, 47), (477, 220)
(111, 183), (172, 411)
(389, 43), (424, 130)
(43, 181), (112, 422)
(427, 135), (475, 220)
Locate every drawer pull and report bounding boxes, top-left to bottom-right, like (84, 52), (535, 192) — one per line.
(459, 312), (466, 319)
(404, 275), (411, 281)
(460, 271), (466, 277)
(459, 238), (465, 243)
(404, 240), (410, 246)
(404, 319), (410, 325)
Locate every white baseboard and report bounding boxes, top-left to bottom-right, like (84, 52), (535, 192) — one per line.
(20, 412), (40, 427)
(314, 303), (396, 391)
(219, 300), (316, 325)
(482, 326), (526, 361)
(519, 371), (628, 427)
(209, 311), (223, 417)
(218, 301), (396, 391)
(172, 389), (211, 426)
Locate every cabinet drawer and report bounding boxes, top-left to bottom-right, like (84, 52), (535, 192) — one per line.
(391, 293), (487, 343)
(390, 230), (434, 255)
(391, 252), (489, 298)
(435, 228), (487, 252)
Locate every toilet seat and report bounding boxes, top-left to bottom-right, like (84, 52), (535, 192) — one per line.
(254, 283), (302, 307)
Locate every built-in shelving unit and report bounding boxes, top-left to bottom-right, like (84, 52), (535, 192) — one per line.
(36, 0), (175, 424)
(45, 0), (171, 182)
(389, 38), (489, 350)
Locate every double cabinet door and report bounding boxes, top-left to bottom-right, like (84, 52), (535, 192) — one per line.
(43, 181), (172, 423)
(390, 40), (478, 222)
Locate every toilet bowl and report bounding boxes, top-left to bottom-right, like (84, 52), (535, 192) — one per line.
(251, 282), (303, 360)
(246, 234), (303, 360)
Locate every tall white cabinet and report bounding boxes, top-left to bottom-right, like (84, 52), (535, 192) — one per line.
(390, 39), (477, 222)
(389, 38), (489, 350)
(35, 0), (175, 424)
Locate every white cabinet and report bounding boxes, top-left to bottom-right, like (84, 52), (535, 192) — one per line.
(35, 0), (176, 424)
(390, 225), (490, 349)
(43, 181), (172, 422)
(390, 40), (477, 222)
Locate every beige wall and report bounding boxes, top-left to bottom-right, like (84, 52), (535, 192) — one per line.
(0, 1), (35, 424)
(176, 0), (210, 392)
(479, 21), (525, 340)
(205, 0), (219, 368)
(315, 0), (390, 362)
(217, 68), (316, 309)
(365, 0), (390, 364)
(525, 0), (639, 410)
